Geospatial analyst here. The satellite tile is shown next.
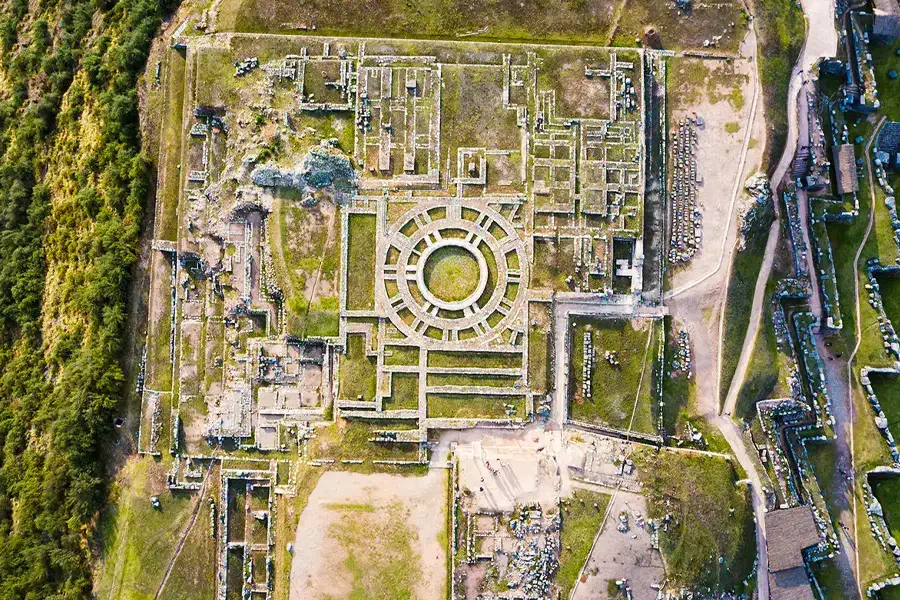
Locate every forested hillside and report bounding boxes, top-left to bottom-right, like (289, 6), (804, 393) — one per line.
(0, 0), (174, 596)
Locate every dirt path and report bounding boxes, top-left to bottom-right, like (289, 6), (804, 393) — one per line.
(665, 3), (840, 598)
(722, 0), (840, 418)
(154, 462), (216, 600)
(715, 3), (855, 596)
(816, 333), (861, 597)
(603, 0), (630, 46)
(844, 116), (886, 598)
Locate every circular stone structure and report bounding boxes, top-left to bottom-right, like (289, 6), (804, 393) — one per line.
(379, 201), (528, 346)
(418, 240), (488, 310)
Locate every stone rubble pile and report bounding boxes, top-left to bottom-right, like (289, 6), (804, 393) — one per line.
(671, 329), (692, 377)
(669, 118), (700, 263)
(234, 57), (259, 77)
(582, 329), (594, 400)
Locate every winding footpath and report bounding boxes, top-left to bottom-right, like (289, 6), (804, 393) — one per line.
(678, 1), (839, 599)
(722, 0), (838, 417)
(848, 116), (887, 597)
(716, 2), (850, 598)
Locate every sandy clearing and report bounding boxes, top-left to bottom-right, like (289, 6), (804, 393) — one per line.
(573, 490), (664, 600)
(289, 470), (448, 600)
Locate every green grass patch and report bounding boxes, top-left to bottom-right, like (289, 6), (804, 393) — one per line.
(384, 345), (420, 366)
(873, 476), (900, 548)
(532, 238), (575, 291)
(427, 350), (521, 369)
(528, 302), (552, 395)
(385, 372), (420, 410)
(806, 440), (839, 514)
(557, 490), (611, 597)
(274, 195), (341, 338)
(325, 502), (375, 512)
(157, 49), (186, 242)
(876, 272), (900, 333)
(612, 1), (747, 53)
(94, 458), (197, 599)
(636, 450), (755, 592)
(871, 37), (900, 121)
(754, 0), (806, 173)
(810, 557), (851, 600)
(346, 213), (377, 311)
(872, 374), (900, 437)
(339, 334), (377, 401)
(232, 0), (616, 44)
(426, 393), (524, 419)
(661, 316), (694, 435)
(426, 373), (520, 388)
(422, 245), (482, 303)
(308, 419), (420, 465)
(720, 199), (775, 407)
(569, 316), (659, 434)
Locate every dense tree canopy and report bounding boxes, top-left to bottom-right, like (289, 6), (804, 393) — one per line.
(0, 0), (176, 597)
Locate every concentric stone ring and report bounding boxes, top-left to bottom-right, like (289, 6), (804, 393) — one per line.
(378, 201), (528, 346)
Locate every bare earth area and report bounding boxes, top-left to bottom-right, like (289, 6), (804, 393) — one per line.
(289, 470), (448, 600)
(438, 426), (565, 512)
(573, 489), (665, 600)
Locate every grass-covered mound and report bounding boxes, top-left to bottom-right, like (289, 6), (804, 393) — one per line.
(636, 450), (756, 593)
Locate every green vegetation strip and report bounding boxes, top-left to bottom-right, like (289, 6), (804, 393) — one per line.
(0, 0), (180, 595)
(234, 0), (616, 44)
(346, 213), (377, 311)
(426, 393), (524, 419)
(427, 350), (521, 369)
(720, 199), (774, 407)
(557, 490), (611, 597)
(569, 316), (658, 434)
(754, 0), (806, 173)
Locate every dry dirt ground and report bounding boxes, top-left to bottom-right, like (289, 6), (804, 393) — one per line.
(289, 470), (448, 600)
(437, 425), (566, 512)
(668, 27), (766, 422)
(670, 32), (766, 290)
(573, 489), (665, 600)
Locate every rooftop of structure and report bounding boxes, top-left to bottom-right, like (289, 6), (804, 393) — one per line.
(765, 506), (820, 573)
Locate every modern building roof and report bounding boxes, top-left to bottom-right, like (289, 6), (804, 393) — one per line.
(769, 567), (816, 600)
(877, 121), (900, 155)
(766, 506), (821, 572)
(833, 143), (858, 195)
(874, 0), (900, 40)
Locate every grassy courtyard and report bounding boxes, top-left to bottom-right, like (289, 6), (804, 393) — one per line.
(569, 316), (660, 434)
(338, 333), (376, 402)
(872, 476), (900, 548)
(422, 245), (482, 303)
(876, 273), (900, 333)
(872, 374), (900, 436)
(426, 393), (525, 420)
(346, 214), (377, 311)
